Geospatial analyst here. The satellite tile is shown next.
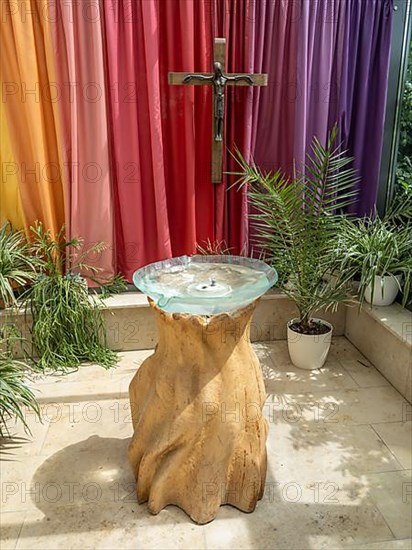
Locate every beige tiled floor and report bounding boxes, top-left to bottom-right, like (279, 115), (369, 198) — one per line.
(1, 337), (411, 550)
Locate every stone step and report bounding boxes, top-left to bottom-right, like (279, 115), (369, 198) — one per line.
(345, 303), (412, 403)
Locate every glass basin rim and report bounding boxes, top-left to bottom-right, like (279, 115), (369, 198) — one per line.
(133, 254), (278, 300)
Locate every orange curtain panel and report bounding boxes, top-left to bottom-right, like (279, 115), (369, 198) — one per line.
(0, 0), (65, 237)
(0, 101), (24, 229)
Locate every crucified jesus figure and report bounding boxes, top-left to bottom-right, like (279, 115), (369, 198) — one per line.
(183, 62), (253, 141)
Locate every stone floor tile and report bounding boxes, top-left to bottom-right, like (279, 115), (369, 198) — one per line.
(0, 455), (49, 513)
(29, 435), (135, 507)
(26, 351), (148, 403)
(262, 360), (359, 394)
(340, 360), (390, 388)
(15, 502), (205, 550)
(29, 378), (130, 404)
(254, 337), (370, 372)
(0, 511), (26, 549)
(265, 385), (408, 426)
(266, 422), (403, 482)
(346, 539), (412, 549)
(1, 413), (50, 459)
(372, 421), (412, 470)
(254, 340), (293, 370)
(40, 399), (133, 455)
(28, 351), (148, 387)
(203, 497), (393, 549)
(1, 341), (411, 550)
(327, 337), (372, 363)
(364, 470), (412, 539)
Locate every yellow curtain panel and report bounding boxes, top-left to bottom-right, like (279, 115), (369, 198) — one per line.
(0, 0), (66, 236)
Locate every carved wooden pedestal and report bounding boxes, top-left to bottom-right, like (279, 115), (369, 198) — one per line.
(128, 299), (268, 524)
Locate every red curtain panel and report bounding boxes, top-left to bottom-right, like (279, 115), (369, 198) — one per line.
(102, 0), (214, 280)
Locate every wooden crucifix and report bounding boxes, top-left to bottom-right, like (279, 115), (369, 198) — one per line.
(168, 38), (268, 183)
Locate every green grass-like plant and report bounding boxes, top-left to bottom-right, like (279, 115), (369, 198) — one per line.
(22, 223), (123, 372)
(0, 222), (37, 308)
(0, 326), (40, 436)
(233, 127), (359, 333)
(0, 223), (40, 435)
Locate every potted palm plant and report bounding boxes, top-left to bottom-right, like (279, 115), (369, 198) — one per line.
(234, 127), (358, 370)
(341, 196), (412, 307)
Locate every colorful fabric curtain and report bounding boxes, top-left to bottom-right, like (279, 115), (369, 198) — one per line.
(294, 0), (348, 171)
(50, 0), (115, 279)
(244, 0), (300, 247)
(293, 0), (393, 215)
(0, 0), (394, 280)
(0, 0), (66, 236)
(340, 0), (394, 214)
(215, 0), (256, 253)
(103, 0), (214, 280)
(0, 101), (24, 229)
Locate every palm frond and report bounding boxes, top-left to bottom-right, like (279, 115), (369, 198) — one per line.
(233, 126), (358, 327)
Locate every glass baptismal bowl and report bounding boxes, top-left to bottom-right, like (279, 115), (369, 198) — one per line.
(133, 255), (277, 315)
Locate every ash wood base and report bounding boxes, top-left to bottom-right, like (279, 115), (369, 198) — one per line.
(128, 299), (268, 524)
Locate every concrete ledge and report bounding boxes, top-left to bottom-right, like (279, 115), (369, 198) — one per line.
(101, 291), (346, 350)
(0, 291), (346, 353)
(3, 290), (410, 404)
(345, 303), (412, 402)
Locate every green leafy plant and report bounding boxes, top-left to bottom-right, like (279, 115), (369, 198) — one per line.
(233, 127), (358, 334)
(0, 222), (38, 308)
(0, 325), (40, 436)
(0, 223), (40, 434)
(395, 44), (412, 196)
(340, 199), (412, 307)
(22, 223), (125, 372)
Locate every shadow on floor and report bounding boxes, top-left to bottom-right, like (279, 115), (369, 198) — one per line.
(0, 432), (398, 549)
(2, 436), (197, 547)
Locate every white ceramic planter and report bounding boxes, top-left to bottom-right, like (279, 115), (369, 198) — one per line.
(287, 318), (333, 370)
(364, 274), (402, 306)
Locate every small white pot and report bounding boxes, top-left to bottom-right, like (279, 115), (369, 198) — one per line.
(364, 274), (402, 306)
(287, 318), (333, 371)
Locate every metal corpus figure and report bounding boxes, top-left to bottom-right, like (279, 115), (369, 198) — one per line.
(183, 62), (253, 141)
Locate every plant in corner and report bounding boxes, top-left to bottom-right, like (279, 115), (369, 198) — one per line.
(0, 223), (40, 434)
(340, 193), (412, 307)
(21, 223), (126, 372)
(0, 325), (40, 436)
(0, 222), (38, 308)
(234, 127), (358, 370)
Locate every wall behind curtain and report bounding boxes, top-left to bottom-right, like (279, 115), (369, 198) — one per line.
(1, 0), (393, 279)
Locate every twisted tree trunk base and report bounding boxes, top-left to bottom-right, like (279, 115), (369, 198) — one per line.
(128, 299), (268, 524)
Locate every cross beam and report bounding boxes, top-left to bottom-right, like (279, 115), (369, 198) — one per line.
(168, 38), (267, 183)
